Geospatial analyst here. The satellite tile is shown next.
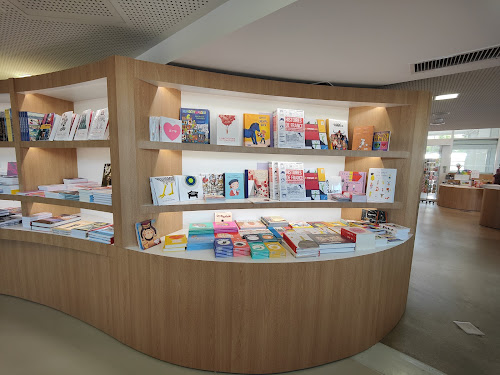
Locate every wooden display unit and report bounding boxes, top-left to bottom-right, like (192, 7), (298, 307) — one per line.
(0, 56), (431, 374)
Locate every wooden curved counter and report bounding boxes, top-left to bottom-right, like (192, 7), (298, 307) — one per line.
(0, 233), (414, 374)
(437, 184), (484, 211)
(479, 187), (500, 229)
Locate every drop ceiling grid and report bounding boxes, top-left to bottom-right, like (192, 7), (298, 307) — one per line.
(382, 67), (500, 131)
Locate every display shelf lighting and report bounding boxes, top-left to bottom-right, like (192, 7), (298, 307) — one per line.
(434, 93), (459, 100)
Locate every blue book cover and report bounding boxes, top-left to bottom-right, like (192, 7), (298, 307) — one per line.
(180, 108), (210, 144)
(224, 173), (245, 199)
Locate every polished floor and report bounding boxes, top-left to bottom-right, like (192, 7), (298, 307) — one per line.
(382, 204), (500, 375)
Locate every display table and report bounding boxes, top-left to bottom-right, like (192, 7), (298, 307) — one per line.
(479, 186), (500, 229)
(437, 185), (484, 211)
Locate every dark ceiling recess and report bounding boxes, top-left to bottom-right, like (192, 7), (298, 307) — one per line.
(413, 45), (500, 73)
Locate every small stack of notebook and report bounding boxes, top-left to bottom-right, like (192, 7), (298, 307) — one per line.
(249, 242), (269, 259)
(187, 222), (214, 251)
(163, 234), (187, 252)
(265, 242), (287, 258)
(213, 238), (233, 258)
(232, 238), (251, 257)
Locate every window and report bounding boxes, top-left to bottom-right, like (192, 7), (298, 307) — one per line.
(428, 130), (452, 139)
(453, 128), (500, 139)
(450, 139), (497, 173)
(425, 145), (441, 159)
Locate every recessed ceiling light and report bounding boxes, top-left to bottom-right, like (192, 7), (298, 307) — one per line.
(434, 93), (459, 100)
(430, 122), (445, 126)
(430, 118), (445, 126)
(432, 112), (450, 116)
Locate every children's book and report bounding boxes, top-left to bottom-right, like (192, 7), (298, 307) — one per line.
(27, 112), (45, 141)
(366, 168), (397, 203)
(149, 116), (160, 141)
(7, 162), (17, 176)
(243, 113), (271, 147)
(272, 108), (305, 148)
(87, 108), (109, 140)
(180, 108), (210, 144)
(305, 168), (320, 200)
(326, 119), (348, 150)
(101, 163), (111, 187)
(352, 126), (374, 150)
(317, 119), (329, 149)
(277, 162), (306, 201)
(224, 173), (244, 199)
(361, 209), (388, 224)
(68, 113), (80, 141)
(268, 161), (280, 200)
(48, 114), (61, 141)
(236, 220), (267, 230)
(150, 176), (179, 205)
(159, 116), (182, 143)
(163, 234), (187, 251)
(54, 111), (74, 140)
(175, 175), (204, 201)
(4, 109), (13, 141)
(304, 121), (320, 149)
(245, 169), (269, 198)
(73, 110), (93, 140)
(135, 219), (161, 250)
(217, 114), (242, 146)
(201, 173), (225, 197)
(372, 131), (391, 151)
(339, 171), (366, 194)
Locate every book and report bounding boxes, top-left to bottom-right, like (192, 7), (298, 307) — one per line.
(381, 223), (410, 239)
(149, 116), (160, 141)
(31, 214), (81, 228)
(150, 176), (179, 205)
(71, 222), (111, 239)
(73, 110), (93, 140)
(326, 119), (348, 150)
(372, 131), (391, 151)
(180, 108), (210, 144)
(68, 113), (80, 140)
(36, 113), (55, 141)
(308, 233), (355, 251)
(186, 233), (214, 251)
(261, 216), (288, 227)
(214, 211), (232, 222)
(54, 111), (74, 140)
(175, 175), (204, 201)
(163, 234), (187, 251)
(87, 108), (109, 140)
(213, 221), (238, 233)
(249, 242), (269, 259)
(135, 219), (161, 250)
(304, 122), (320, 149)
(201, 173), (225, 197)
(277, 162), (306, 201)
(268, 161), (280, 201)
(243, 113), (271, 147)
(48, 114), (61, 141)
(366, 168), (397, 203)
(317, 119), (329, 149)
(340, 227), (375, 250)
(159, 117), (182, 143)
(272, 108), (305, 148)
(188, 222), (214, 234)
(7, 162), (17, 176)
(216, 114), (242, 146)
(4, 109), (13, 141)
(339, 171), (367, 194)
(305, 168), (320, 200)
(265, 242), (287, 258)
(289, 221), (313, 229)
(27, 112), (45, 141)
(245, 169), (269, 198)
(236, 220), (267, 230)
(224, 173), (244, 199)
(361, 209), (387, 224)
(282, 231), (319, 257)
(352, 126), (374, 150)
(101, 163), (111, 187)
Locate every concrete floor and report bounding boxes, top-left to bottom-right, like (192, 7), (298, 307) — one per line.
(382, 204), (500, 375)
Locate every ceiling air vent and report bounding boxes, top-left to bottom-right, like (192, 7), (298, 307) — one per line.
(413, 45), (500, 73)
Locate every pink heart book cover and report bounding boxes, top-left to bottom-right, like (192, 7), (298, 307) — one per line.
(159, 117), (182, 143)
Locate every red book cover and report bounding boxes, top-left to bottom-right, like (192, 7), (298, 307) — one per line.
(282, 232), (297, 252)
(305, 172), (319, 190)
(305, 123), (319, 141)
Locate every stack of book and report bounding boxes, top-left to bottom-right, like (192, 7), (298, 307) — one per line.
(45, 190), (79, 200)
(71, 222), (112, 239)
(0, 175), (19, 194)
(308, 233), (355, 254)
(232, 238), (251, 257)
(53, 220), (89, 236)
(261, 215), (289, 227)
(0, 208), (21, 227)
(265, 242), (287, 258)
(283, 231), (320, 258)
(289, 221), (313, 229)
(381, 223), (410, 239)
(22, 212), (52, 228)
(235, 220), (267, 230)
(187, 223), (214, 251)
(249, 242), (269, 259)
(213, 221), (239, 235)
(78, 189), (94, 202)
(214, 238), (233, 258)
(31, 214), (81, 233)
(163, 234), (187, 252)
(340, 227), (375, 250)
(88, 226), (114, 244)
(267, 226), (291, 239)
(93, 188), (112, 205)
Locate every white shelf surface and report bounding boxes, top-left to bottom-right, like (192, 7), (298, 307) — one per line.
(127, 229), (412, 264)
(22, 78), (107, 102)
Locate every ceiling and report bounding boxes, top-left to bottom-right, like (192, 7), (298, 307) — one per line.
(0, 0), (499, 131)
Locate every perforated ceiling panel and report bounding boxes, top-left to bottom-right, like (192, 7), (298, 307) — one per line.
(0, 0), (227, 79)
(382, 67), (500, 131)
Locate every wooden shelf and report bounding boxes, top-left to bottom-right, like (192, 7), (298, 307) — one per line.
(142, 200), (402, 213)
(0, 194), (22, 201)
(16, 195), (113, 212)
(138, 140), (410, 159)
(20, 140), (110, 148)
(0, 142), (15, 148)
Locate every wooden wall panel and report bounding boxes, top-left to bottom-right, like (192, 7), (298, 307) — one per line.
(17, 93), (73, 114)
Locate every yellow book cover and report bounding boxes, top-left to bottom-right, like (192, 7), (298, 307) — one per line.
(243, 113), (271, 147)
(5, 109), (13, 142)
(352, 126), (374, 150)
(317, 119), (326, 133)
(164, 234), (187, 248)
(317, 167), (326, 182)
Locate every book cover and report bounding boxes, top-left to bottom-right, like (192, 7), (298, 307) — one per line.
(268, 161), (280, 201)
(317, 119), (329, 149)
(87, 108), (109, 140)
(278, 162), (306, 201)
(149, 116), (160, 141)
(372, 131), (391, 151)
(309, 233), (354, 247)
(289, 221), (313, 229)
(361, 209), (388, 224)
(175, 175), (204, 201)
(67, 113), (80, 140)
(101, 163), (111, 187)
(352, 126), (374, 150)
(73, 110), (93, 140)
(339, 171), (367, 194)
(54, 111), (74, 140)
(201, 173), (224, 197)
(236, 220), (267, 230)
(135, 219), (161, 250)
(246, 169), (269, 198)
(366, 168), (397, 203)
(217, 114), (242, 146)
(304, 122), (320, 149)
(305, 168), (320, 200)
(224, 173), (244, 199)
(36, 113), (54, 141)
(180, 108), (210, 144)
(159, 116), (182, 143)
(27, 112), (45, 141)
(48, 114), (61, 141)
(272, 108), (305, 148)
(243, 113), (271, 147)
(213, 221), (238, 233)
(4, 109), (13, 141)
(163, 234), (187, 249)
(7, 162), (17, 176)
(326, 119), (348, 150)
(150, 176), (179, 205)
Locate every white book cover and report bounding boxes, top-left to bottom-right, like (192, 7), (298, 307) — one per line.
(271, 161), (280, 200)
(273, 108), (305, 149)
(68, 114), (80, 140)
(278, 162), (306, 201)
(73, 110), (93, 140)
(150, 176), (179, 205)
(366, 168), (397, 203)
(149, 116), (160, 141)
(88, 108), (109, 140)
(216, 114), (242, 146)
(175, 175), (204, 201)
(159, 117), (182, 143)
(48, 114), (61, 141)
(54, 111), (74, 140)
(326, 119), (348, 150)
